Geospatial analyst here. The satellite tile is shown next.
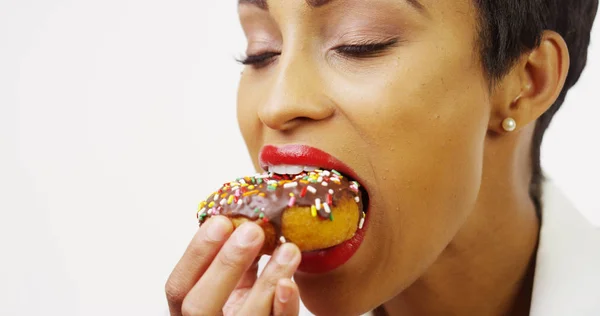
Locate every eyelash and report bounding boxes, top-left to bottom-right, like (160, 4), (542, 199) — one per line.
(238, 52), (280, 68)
(335, 39), (399, 58)
(238, 39), (398, 68)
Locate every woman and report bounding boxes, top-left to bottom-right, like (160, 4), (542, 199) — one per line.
(166, 0), (600, 315)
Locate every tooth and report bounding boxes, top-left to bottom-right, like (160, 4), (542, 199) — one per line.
(270, 165), (287, 175)
(286, 165), (304, 175)
(303, 166), (317, 172)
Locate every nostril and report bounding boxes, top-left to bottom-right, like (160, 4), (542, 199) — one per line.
(257, 91), (335, 131)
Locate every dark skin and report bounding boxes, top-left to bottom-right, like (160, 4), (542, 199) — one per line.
(166, 0), (570, 315)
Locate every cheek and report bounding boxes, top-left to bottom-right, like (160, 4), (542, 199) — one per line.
(328, 42), (490, 279)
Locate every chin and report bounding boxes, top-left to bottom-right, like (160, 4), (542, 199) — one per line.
(293, 241), (381, 316)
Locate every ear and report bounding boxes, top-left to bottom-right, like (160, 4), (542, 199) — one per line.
(489, 31), (570, 134)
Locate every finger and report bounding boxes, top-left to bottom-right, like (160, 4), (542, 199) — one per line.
(222, 260), (260, 315)
(181, 222), (264, 316)
(238, 243), (301, 314)
(273, 279), (300, 316)
(165, 216), (233, 315)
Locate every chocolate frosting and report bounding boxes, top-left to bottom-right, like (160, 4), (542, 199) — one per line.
(197, 170), (364, 241)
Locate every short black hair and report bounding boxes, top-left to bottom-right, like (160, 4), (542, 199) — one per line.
(474, 0), (599, 213)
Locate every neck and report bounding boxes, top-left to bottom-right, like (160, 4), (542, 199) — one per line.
(383, 125), (541, 316)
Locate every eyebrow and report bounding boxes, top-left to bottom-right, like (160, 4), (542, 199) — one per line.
(238, 0), (426, 12)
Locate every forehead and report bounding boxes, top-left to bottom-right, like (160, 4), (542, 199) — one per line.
(238, 0), (479, 31)
(239, 0), (426, 11)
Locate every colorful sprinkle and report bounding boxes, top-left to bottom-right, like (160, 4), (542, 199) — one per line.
(254, 208), (260, 213)
(227, 195), (234, 205)
(321, 181), (328, 187)
(307, 186), (317, 194)
(279, 236), (287, 243)
(288, 196), (296, 207)
(243, 190), (259, 197)
(332, 169), (342, 176)
(300, 186), (308, 197)
(359, 217), (365, 229)
(283, 182), (298, 189)
(315, 198), (321, 211)
(355, 196), (360, 203)
(327, 194), (333, 205)
(311, 205), (317, 217)
(323, 203), (331, 214)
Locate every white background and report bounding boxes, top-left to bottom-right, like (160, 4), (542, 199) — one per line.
(1, 1), (599, 315)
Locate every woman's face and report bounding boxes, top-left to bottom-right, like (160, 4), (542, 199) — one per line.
(237, 0), (491, 314)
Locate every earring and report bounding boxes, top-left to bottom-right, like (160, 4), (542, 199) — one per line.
(502, 118), (517, 132)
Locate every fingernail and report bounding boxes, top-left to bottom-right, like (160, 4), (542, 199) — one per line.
(277, 282), (293, 303)
(236, 223), (260, 247)
(276, 243), (297, 265)
(206, 217), (229, 242)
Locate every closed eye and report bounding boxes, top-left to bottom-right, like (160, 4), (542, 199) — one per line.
(237, 52), (280, 68)
(238, 39), (399, 68)
(335, 39), (399, 58)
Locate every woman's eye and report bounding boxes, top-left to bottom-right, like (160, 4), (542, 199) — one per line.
(238, 52), (280, 68)
(238, 39), (398, 68)
(335, 39), (399, 58)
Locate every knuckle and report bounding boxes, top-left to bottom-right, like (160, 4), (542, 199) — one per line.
(217, 247), (245, 271)
(258, 274), (280, 292)
(181, 300), (204, 316)
(165, 278), (187, 304)
(188, 243), (211, 262)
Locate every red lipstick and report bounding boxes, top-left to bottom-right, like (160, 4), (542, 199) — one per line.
(259, 144), (369, 274)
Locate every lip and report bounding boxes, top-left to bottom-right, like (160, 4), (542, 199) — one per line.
(259, 144), (370, 274)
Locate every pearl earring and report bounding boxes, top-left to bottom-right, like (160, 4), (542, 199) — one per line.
(502, 118), (517, 132)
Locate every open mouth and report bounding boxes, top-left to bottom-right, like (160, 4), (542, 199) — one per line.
(260, 145), (371, 273)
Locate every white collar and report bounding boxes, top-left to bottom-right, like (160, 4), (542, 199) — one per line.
(529, 180), (600, 315)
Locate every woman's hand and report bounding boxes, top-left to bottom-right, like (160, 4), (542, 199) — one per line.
(165, 216), (302, 316)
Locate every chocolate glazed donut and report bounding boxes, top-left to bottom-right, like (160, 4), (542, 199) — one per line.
(197, 169), (366, 255)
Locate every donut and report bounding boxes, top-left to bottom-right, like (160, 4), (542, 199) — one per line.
(196, 169), (366, 255)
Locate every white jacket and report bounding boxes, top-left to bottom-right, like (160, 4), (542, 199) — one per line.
(528, 181), (600, 315)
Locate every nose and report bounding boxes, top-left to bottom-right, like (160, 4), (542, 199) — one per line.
(258, 53), (335, 131)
